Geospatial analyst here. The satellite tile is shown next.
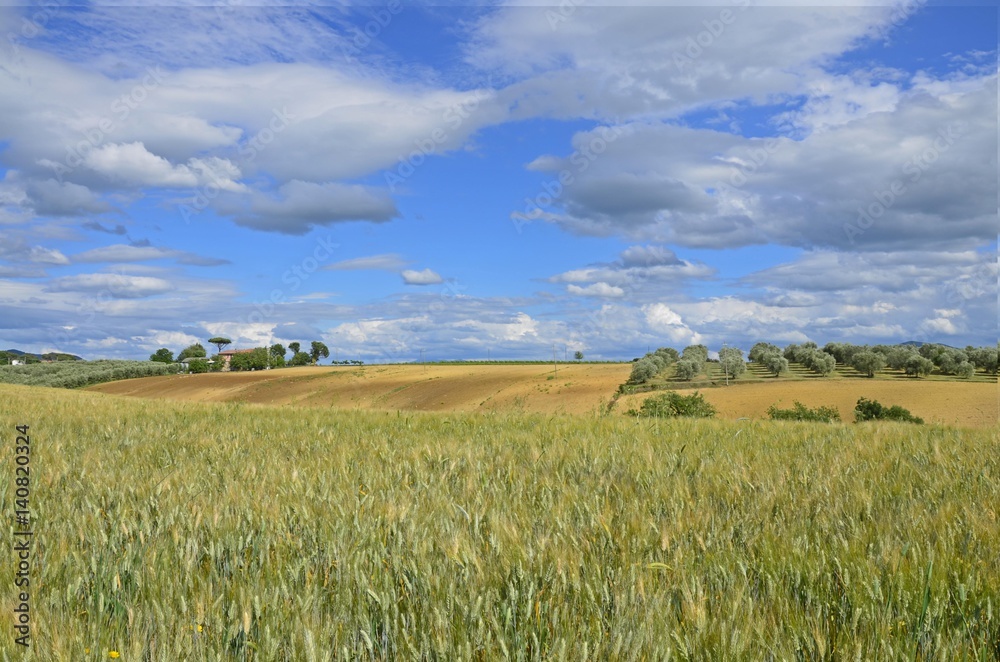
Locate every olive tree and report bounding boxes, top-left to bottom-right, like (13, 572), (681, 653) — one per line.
(718, 347), (746, 380)
(903, 354), (934, 378)
(629, 358), (657, 383)
(674, 359), (700, 381)
(764, 354), (789, 377)
(748, 342), (781, 363)
(851, 351), (886, 378)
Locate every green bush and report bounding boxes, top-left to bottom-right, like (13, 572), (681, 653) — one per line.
(854, 397), (923, 424)
(767, 401), (841, 423)
(188, 359), (210, 373)
(630, 391), (716, 418)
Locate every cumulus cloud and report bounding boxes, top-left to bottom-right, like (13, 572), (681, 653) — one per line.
(642, 302), (703, 345)
(519, 73), (996, 252)
(401, 268), (444, 286)
(83, 142), (245, 191)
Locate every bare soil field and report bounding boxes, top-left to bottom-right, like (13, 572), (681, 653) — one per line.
(87, 363), (632, 415)
(87, 363), (998, 427)
(618, 378), (999, 428)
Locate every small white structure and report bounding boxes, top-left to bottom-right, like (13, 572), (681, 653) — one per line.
(179, 357), (214, 371)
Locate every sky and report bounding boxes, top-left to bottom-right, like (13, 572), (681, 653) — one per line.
(0, 0), (996, 362)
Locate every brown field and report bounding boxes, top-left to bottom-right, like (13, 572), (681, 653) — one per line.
(87, 363), (998, 427)
(618, 378), (999, 428)
(87, 363), (632, 415)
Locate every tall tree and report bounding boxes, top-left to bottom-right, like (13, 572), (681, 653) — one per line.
(310, 341), (330, 364)
(289, 351), (311, 367)
(208, 337), (232, 353)
(177, 343), (207, 361)
(150, 348), (174, 363)
(289, 342), (301, 355)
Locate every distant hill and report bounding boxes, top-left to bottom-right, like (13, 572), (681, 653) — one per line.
(2, 348), (83, 362)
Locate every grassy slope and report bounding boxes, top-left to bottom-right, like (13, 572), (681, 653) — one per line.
(1, 383), (998, 659)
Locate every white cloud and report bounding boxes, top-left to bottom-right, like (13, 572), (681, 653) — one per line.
(642, 302), (702, 345)
(919, 316), (961, 336)
(83, 142), (245, 191)
(567, 282), (625, 298)
(471, 4), (901, 121)
(46, 273), (174, 298)
(324, 253), (408, 271)
(0, 236), (70, 265)
(401, 268), (444, 285)
(72, 244), (228, 266)
(521, 72), (996, 252)
(216, 180), (397, 234)
(549, 244), (715, 292)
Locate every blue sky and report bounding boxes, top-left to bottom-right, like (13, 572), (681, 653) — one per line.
(0, 1), (996, 361)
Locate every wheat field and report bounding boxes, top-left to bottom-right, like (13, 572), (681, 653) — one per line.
(1, 383), (997, 659)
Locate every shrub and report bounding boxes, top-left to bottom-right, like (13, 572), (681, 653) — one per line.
(209, 354), (225, 372)
(230, 348), (270, 371)
(767, 401), (841, 423)
(853, 397), (923, 424)
(188, 359), (210, 374)
(631, 391), (716, 418)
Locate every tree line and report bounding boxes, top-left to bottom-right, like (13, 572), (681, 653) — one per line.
(629, 341), (998, 384)
(149, 338), (349, 373)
